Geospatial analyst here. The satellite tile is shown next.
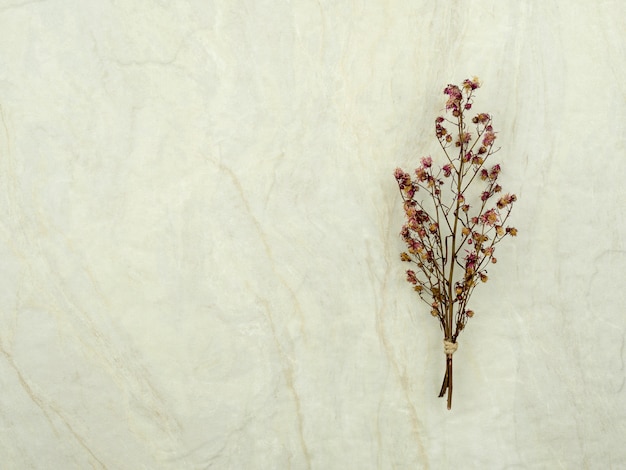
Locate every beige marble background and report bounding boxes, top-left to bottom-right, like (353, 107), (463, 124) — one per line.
(0, 0), (625, 468)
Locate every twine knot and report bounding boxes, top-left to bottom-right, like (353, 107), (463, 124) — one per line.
(443, 339), (458, 356)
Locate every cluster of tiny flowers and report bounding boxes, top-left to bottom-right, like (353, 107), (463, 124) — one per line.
(395, 77), (517, 335)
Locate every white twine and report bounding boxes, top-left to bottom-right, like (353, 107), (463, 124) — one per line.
(443, 339), (458, 356)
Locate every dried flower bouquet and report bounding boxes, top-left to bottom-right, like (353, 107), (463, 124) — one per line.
(394, 78), (518, 409)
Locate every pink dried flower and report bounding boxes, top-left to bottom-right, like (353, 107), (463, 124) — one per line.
(497, 193), (516, 209)
(489, 164), (501, 180)
(443, 164), (453, 177)
(415, 167), (428, 182)
(444, 84), (463, 116)
(472, 113), (490, 124)
(408, 239), (423, 254)
(406, 270), (418, 285)
(462, 77), (481, 91)
(480, 208), (499, 226)
(483, 131), (496, 146)
(465, 251), (478, 270)
(421, 156), (432, 168)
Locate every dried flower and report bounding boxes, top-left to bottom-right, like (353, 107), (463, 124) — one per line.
(444, 84), (463, 114)
(394, 78), (518, 410)
(480, 209), (499, 226)
(483, 131), (496, 146)
(489, 164), (501, 180)
(465, 251), (478, 270)
(497, 193), (516, 209)
(408, 239), (423, 254)
(413, 166), (424, 179)
(462, 77), (481, 90)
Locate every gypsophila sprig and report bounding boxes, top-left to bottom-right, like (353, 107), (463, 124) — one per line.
(394, 77), (518, 410)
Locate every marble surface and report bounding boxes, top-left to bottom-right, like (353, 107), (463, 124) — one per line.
(0, 1), (625, 468)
